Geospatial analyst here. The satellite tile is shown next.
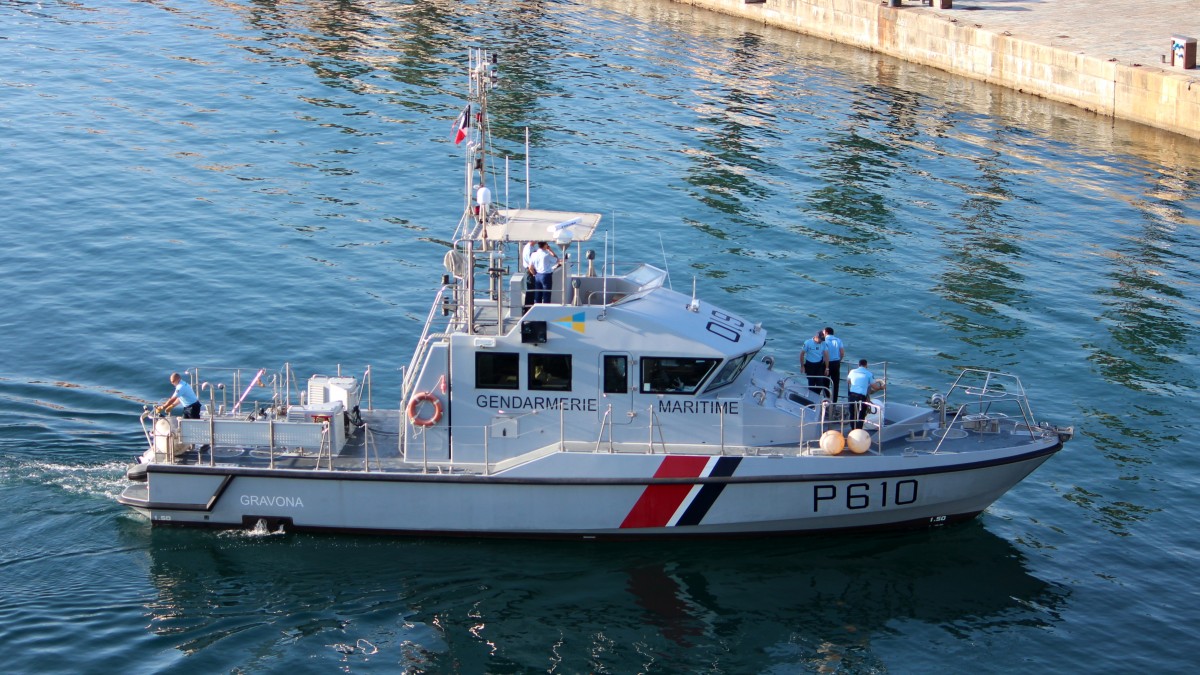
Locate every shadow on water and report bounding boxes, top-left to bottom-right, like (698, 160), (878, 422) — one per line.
(131, 523), (1064, 672)
(1087, 202), (1198, 396)
(800, 68), (922, 265)
(931, 139), (1031, 362)
(681, 33), (778, 230)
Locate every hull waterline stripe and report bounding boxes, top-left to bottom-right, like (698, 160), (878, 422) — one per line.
(619, 456), (710, 529)
(140, 442), (1062, 487)
(144, 509), (987, 539)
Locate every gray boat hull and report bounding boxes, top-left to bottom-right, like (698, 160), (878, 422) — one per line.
(118, 443), (1060, 538)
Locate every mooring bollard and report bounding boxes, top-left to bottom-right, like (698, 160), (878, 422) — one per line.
(1172, 35), (1197, 70)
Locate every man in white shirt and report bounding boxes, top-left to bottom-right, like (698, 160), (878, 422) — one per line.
(522, 241), (539, 307)
(527, 241), (559, 304)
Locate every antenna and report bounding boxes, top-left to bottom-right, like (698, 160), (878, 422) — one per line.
(549, 217), (581, 232)
(525, 127), (531, 208)
(610, 210), (617, 275)
(600, 231), (609, 320)
(688, 277), (700, 313)
(658, 233), (671, 289)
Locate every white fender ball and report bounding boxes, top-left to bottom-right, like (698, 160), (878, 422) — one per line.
(847, 428), (872, 454)
(820, 429), (845, 455)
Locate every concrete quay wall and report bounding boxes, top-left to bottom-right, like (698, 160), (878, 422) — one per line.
(676, 0), (1200, 140)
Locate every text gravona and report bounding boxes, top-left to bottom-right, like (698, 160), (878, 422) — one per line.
(241, 494), (304, 508)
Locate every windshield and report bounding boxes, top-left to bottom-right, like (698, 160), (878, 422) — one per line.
(703, 351), (757, 393)
(640, 357), (719, 395)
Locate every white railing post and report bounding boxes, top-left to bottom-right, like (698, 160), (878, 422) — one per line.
(648, 405), (655, 454)
(719, 402), (725, 455)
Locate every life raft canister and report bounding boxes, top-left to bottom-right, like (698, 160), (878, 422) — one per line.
(407, 392), (443, 427)
(153, 416), (176, 455)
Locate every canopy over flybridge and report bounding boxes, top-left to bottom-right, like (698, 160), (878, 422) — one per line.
(485, 208), (602, 243)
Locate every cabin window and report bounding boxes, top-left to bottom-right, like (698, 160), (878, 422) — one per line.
(476, 352), (520, 390)
(640, 357), (719, 395)
(704, 351), (758, 392)
(529, 354), (572, 391)
(602, 355), (628, 394)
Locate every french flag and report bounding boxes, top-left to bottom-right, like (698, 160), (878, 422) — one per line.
(453, 104), (470, 144)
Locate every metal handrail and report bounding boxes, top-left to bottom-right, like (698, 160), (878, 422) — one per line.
(401, 285), (455, 402)
(932, 404), (972, 454)
(593, 405), (614, 453)
(943, 368), (1037, 440)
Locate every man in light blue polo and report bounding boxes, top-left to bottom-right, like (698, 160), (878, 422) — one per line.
(158, 372), (201, 419)
(846, 359), (878, 430)
(823, 326), (845, 403)
(801, 331), (829, 397)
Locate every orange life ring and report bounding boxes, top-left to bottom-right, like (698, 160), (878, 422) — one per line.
(407, 392), (443, 427)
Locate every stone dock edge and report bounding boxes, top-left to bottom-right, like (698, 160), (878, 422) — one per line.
(676, 0), (1200, 140)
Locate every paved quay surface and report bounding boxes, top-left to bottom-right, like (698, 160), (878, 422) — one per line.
(689, 0), (1200, 137)
(910, 0), (1199, 78)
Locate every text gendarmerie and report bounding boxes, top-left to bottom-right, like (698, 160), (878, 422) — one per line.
(476, 395), (598, 412)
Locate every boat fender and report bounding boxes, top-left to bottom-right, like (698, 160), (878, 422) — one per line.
(407, 392), (443, 427)
(126, 462), (149, 482)
(820, 429), (845, 455)
(153, 417), (175, 455)
(846, 428), (871, 454)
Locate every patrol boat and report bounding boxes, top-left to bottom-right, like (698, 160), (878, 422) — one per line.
(117, 49), (1072, 538)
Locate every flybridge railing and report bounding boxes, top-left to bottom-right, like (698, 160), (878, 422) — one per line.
(937, 368), (1038, 446)
(185, 365), (288, 418)
(186, 362), (373, 416)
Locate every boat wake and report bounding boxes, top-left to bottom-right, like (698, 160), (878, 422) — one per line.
(0, 456), (130, 502)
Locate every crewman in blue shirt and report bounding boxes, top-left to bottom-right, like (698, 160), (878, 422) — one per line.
(822, 326), (845, 403)
(846, 359), (883, 430)
(801, 331), (829, 396)
(158, 372), (201, 419)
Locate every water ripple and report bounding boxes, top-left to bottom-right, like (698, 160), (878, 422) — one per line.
(0, 0), (1197, 672)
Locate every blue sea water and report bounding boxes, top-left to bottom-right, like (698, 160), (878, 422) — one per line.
(1, 0), (1198, 672)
